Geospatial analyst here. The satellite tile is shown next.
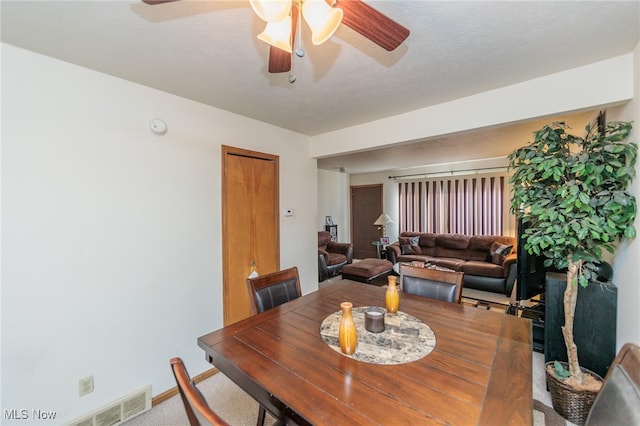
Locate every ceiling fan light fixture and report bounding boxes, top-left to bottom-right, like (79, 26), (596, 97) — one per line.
(249, 0), (292, 22)
(301, 0), (343, 45)
(257, 17), (293, 53)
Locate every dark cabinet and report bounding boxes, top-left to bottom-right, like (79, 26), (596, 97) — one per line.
(544, 272), (617, 379)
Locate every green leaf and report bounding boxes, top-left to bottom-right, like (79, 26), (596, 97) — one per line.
(553, 361), (570, 379)
(579, 193), (590, 205)
(508, 120), (636, 285)
(625, 226), (637, 238)
(578, 275), (589, 287)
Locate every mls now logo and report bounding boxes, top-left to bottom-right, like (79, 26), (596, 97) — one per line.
(4, 409), (28, 420)
(4, 409), (57, 420)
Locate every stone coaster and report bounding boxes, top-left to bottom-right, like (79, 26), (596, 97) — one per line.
(319, 306), (436, 365)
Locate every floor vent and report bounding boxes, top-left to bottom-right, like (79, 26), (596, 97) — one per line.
(67, 385), (151, 426)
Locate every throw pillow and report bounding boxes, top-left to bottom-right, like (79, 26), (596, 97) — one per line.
(399, 236), (421, 255)
(489, 242), (513, 265)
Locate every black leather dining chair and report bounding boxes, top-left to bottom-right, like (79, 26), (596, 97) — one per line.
(170, 357), (229, 426)
(246, 266), (302, 315)
(246, 266), (302, 426)
(399, 264), (464, 303)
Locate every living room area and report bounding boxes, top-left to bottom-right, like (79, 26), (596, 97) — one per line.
(316, 103), (640, 424)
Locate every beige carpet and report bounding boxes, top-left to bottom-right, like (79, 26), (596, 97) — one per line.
(123, 371), (276, 426)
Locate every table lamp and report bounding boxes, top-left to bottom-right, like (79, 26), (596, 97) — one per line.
(374, 213), (393, 237)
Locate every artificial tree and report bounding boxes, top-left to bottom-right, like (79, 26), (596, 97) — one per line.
(508, 120), (637, 387)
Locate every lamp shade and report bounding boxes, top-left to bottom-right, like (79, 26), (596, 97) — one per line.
(373, 213), (393, 226)
(257, 16), (293, 53)
(250, 0), (292, 22)
(301, 0), (343, 45)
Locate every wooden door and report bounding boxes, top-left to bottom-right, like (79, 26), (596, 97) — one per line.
(351, 185), (383, 259)
(222, 146), (279, 325)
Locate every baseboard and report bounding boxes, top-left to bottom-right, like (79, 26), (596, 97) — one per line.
(152, 367), (220, 406)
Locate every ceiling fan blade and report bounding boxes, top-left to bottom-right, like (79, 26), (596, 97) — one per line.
(268, 47), (291, 73)
(334, 0), (409, 51)
(268, 4), (299, 73)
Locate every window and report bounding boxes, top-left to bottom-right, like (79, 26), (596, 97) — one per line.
(398, 174), (507, 235)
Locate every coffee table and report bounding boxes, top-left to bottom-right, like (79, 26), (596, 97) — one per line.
(392, 261), (455, 275)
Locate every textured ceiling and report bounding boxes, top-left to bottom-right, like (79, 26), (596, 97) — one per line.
(2, 1), (639, 173)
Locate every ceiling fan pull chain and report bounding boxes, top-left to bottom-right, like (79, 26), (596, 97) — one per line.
(295, 1), (305, 58)
(288, 39), (297, 83)
(289, 3), (304, 84)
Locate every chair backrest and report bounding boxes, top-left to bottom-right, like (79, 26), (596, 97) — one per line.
(585, 343), (640, 426)
(399, 264), (464, 303)
(170, 357), (229, 426)
(318, 231), (332, 249)
(246, 266), (302, 314)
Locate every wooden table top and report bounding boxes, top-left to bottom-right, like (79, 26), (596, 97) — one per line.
(198, 281), (532, 425)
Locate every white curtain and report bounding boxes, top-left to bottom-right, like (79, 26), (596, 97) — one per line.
(398, 175), (506, 235)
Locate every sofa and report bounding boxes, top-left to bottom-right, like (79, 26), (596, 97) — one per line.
(387, 232), (517, 296)
(318, 231), (353, 282)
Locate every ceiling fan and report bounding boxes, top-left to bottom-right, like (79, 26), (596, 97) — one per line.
(142, 0), (410, 74)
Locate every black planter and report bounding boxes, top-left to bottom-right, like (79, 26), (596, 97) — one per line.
(544, 272), (617, 379)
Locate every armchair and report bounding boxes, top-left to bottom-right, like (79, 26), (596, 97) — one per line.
(318, 231), (353, 282)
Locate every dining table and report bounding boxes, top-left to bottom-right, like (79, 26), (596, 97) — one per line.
(198, 280), (532, 425)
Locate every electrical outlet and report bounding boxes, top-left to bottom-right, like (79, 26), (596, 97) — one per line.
(79, 376), (94, 397)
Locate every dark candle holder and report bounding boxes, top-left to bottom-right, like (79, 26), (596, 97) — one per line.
(365, 307), (385, 333)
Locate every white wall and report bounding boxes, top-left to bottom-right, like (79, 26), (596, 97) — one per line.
(608, 42), (640, 348)
(1, 44), (316, 424)
(317, 169), (350, 242)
